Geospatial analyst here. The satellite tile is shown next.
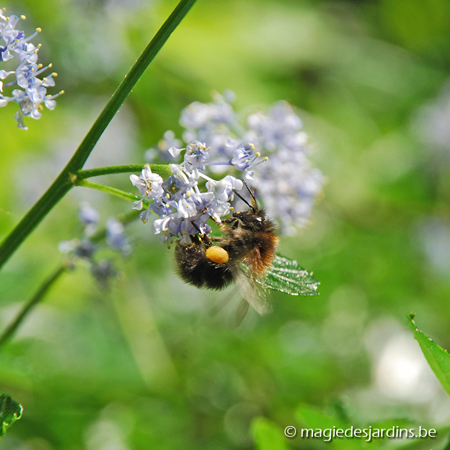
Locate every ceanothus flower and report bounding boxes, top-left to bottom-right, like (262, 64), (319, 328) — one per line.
(178, 90), (244, 161)
(134, 93), (324, 242)
(153, 196), (210, 245)
(78, 202), (100, 236)
(152, 93), (324, 234)
(0, 8), (62, 129)
(180, 90), (236, 133)
(59, 204), (131, 287)
(106, 218), (132, 255)
(130, 164), (164, 211)
(0, 11), (24, 61)
(79, 202), (100, 226)
(182, 140), (211, 173)
(90, 260), (119, 289)
(145, 130), (183, 162)
(244, 101), (324, 233)
(206, 175), (243, 203)
(131, 153), (247, 244)
(162, 166), (196, 202)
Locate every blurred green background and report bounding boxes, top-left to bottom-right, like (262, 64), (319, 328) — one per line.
(2, 0), (450, 448)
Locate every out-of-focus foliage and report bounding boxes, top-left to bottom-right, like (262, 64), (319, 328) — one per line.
(294, 403), (438, 450)
(2, 0), (450, 448)
(251, 417), (289, 450)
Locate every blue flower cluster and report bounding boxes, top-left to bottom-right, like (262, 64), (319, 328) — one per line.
(0, 8), (62, 129)
(146, 92), (324, 235)
(131, 138), (253, 245)
(59, 203), (131, 287)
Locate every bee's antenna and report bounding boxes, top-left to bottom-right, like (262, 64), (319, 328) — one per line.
(233, 189), (254, 211)
(242, 180), (253, 196)
(235, 180), (257, 211)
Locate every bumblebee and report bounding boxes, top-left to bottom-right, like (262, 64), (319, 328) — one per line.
(175, 185), (319, 321)
(175, 197), (278, 286)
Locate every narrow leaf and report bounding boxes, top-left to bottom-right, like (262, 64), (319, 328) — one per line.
(406, 313), (450, 396)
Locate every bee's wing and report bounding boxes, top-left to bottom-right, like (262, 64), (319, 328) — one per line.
(260, 254), (319, 296)
(208, 285), (240, 317)
(235, 265), (272, 316)
(233, 254), (318, 324)
(234, 298), (250, 328)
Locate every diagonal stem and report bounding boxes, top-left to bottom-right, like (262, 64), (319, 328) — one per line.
(0, 0), (196, 271)
(0, 209), (142, 348)
(0, 265), (67, 348)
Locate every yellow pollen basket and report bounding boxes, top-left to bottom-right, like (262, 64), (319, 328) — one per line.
(205, 246), (229, 264)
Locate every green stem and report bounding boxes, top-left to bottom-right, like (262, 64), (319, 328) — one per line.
(0, 209), (142, 348)
(0, 0), (196, 271)
(0, 265), (67, 348)
(75, 164), (172, 180)
(76, 180), (141, 203)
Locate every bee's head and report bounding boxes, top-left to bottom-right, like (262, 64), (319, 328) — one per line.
(233, 208), (270, 232)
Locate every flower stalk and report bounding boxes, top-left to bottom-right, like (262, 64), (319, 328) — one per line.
(75, 179), (142, 203)
(0, 0), (196, 271)
(75, 164), (172, 181)
(0, 209), (141, 348)
(0, 265), (67, 348)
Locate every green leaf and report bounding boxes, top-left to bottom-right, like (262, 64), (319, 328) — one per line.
(406, 313), (450, 396)
(251, 417), (291, 450)
(262, 255), (319, 296)
(0, 394), (23, 439)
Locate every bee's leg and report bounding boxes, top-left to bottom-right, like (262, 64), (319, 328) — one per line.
(189, 234), (200, 244)
(208, 214), (238, 233)
(221, 217), (239, 230)
(190, 222), (213, 246)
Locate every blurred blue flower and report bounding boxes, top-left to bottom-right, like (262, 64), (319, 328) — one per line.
(90, 260), (119, 289)
(146, 92), (324, 234)
(59, 203), (131, 286)
(106, 218), (132, 255)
